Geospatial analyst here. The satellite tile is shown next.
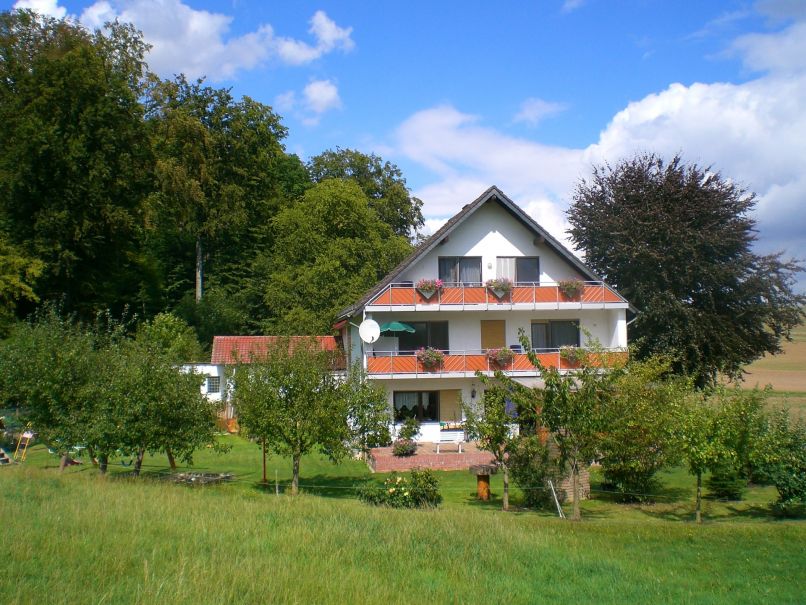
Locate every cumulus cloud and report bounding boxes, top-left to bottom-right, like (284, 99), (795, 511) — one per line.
(397, 11), (806, 274)
(12, 0), (66, 18)
(276, 79), (342, 126)
(513, 97), (567, 127)
(17, 1), (354, 82)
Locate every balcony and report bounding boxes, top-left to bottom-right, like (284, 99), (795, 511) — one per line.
(365, 349), (628, 379)
(366, 281), (627, 311)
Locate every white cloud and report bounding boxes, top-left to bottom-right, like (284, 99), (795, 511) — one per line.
(12, 0), (66, 18)
(303, 79), (341, 115)
(69, 1), (353, 82)
(561, 0), (585, 13)
(513, 97), (567, 127)
(397, 11), (806, 274)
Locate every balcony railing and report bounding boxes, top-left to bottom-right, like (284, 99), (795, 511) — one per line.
(367, 281), (625, 309)
(365, 349), (628, 377)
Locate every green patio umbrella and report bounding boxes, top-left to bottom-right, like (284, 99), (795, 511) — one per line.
(380, 321), (416, 333)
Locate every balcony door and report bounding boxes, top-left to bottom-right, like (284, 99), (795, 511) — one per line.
(398, 321), (449, 353)
(481, 320), (506, 351)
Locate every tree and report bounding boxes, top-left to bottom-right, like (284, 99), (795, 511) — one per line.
(567, 153), (805, 387)
(260, 180), (412, 334)
(231, 338), (384, 495)
(308, 147), (424, 237)
(463, 379), (528, 511)
(0, 11), (155, 316)
(753, 409), (806, 514)
(146, 76), (290, 305)
(0, 236), (43, 333)
(598, 357), (691, 500)
(135, 312), (204, 363)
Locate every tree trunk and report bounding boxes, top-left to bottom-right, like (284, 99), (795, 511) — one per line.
(571, 462), (581, 521)
(87, 446), (98, 467)
(59, 454), (69, 472)
(98, 453), (108, 475)
(166, 448), (177, 471)
(261, 437), (267, 484)
(195, 236), (203, 302)
(291, 455), (300, 495)
(133, 448), (145, 477)
(502, 463), (509, 511)
(695, 471), (702, 524)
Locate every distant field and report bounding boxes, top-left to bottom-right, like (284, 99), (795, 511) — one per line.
(742, 321), (806, 394)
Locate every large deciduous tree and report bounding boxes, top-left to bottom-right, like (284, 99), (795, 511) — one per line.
(0, 11), (154, 316)
(567, 154), (805, 387)
(260, 179), (411, 334)
(307, 147), (424, 238)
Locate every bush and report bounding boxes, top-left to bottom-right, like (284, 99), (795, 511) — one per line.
(398, 418), (420, 441)
(392, 439), (417, 457)
(707, 461), (747, 500)
(508, 435), (565, 509)
(753, 410), (806, 509)
(359, 468), (442, 508)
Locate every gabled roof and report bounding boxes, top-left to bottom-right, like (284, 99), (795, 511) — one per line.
(337, 185), (618, 320)
(211, 335), (340, 365)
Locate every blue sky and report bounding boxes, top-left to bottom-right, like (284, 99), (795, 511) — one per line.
(7, 0), (806, 288)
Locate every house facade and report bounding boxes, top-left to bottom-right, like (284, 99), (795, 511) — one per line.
(335, 186), (631, 443)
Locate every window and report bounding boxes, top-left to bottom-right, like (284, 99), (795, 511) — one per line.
(206, 376), (221, 394)
(398, 321), (449, 353)
(496, 257), (540, 284)
(438, 257), (482, 285)
(394, 391), (440, 422)
(531, 320), (579, 350)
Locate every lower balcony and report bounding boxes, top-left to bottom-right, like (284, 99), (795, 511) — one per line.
(365, 349), (627, 378)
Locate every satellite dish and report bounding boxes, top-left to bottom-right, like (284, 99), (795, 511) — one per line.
(358, 319), (380, 344)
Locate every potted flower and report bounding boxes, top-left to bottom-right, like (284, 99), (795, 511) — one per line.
(485, 277), (513, 299)
(559, 345), (587, 367)
(416, 346), (445, 370)
(486, 346), (515, 367)
(415, 278), (444, 300)
(558, 278), (585, 301)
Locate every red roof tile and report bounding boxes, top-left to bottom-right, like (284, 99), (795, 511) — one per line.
(211, 336), (340, 365)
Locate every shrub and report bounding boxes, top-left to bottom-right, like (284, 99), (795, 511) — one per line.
(398, 417), (420, 441)
(508, 435), (565, 510)
(358, 468), (442, 508)
(753, 409), (806, 511)
(392, 439), (417, 457)
(706, 461), (746, 500)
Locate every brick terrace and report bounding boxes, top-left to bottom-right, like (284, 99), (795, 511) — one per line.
(369, 441), (495, 472)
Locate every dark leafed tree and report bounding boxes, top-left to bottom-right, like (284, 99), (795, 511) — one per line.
(307, 147), (424, 238)
(0, 10), (154, 316)
(567, 153), (805, 387)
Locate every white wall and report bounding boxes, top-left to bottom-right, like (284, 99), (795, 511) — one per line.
(397, 201), (584, 285)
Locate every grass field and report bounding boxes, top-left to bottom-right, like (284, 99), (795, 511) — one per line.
(2, 436), (805, 604)
(742, 321), (806, 394)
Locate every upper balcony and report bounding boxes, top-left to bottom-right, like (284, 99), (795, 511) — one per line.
(365, 281), (628, 312)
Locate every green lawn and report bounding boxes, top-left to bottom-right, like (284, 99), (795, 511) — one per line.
(2, 459), (804, 605)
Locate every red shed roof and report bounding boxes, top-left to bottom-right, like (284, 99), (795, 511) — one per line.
(211, 336), (340, 365)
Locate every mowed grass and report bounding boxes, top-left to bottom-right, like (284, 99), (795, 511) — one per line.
(2, 463), (805, 605)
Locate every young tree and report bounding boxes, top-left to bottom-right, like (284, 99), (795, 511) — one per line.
(307, 147), (424, 237)
(231, 338), (380, 494)
(567, 153), (805, 387)
(753, 409), (806, 514)
(135, 312), (204, 363)
(463, 379), (530, 511)
(598, 357), (692, 500)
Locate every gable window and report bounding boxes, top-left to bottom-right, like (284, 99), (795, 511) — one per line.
(496, 257), (540, 284)
(394, 391), (440, 422)
(398, 321), (449, 353)
(206, 376), (221, 394)
(438, 257), (482, 285)
(531, 320), (580, 350)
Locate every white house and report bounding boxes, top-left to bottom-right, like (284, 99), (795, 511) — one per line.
(334, 186), (631, 443)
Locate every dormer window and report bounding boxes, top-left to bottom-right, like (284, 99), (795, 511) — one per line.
(438, 257), (482, 285)
(496, 257), (540, 284)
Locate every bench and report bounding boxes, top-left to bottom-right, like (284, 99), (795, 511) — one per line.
(435, 431), (464, 454)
